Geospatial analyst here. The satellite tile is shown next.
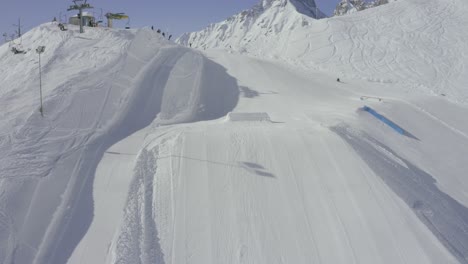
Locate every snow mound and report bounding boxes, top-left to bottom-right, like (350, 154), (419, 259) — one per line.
(0, 22), (239, 264)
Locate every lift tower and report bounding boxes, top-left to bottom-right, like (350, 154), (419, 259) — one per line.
(68, 0), (93, 33)
(105, 13), (129, 28)
(13, 18), (23, 38)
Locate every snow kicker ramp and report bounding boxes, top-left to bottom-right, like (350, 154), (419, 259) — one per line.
(0, 25), (238, 264)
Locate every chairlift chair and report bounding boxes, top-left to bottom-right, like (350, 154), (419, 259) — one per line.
(125, 17), (131, 29)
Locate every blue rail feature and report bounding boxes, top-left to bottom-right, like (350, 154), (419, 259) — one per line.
(363, 106), (405, 135)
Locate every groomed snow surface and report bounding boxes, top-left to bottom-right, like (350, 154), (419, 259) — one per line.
(1, 0), (468, 263)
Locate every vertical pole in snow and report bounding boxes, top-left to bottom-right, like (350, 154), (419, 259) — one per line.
(18, 18), (21, 37)
(79, 8), (84, 33)
(38, 52), (43, 116)
(68, 0), (93, 33)
(13, 18), (23, 38)
(36, 46), (45, 117)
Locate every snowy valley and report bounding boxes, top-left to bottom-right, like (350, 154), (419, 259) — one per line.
(1, 0), (468, 263)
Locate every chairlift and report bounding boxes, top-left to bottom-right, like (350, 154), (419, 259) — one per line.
(105, 12), (129, 28)
(98, 8), (104, 21)
(125, 17), (131, 29)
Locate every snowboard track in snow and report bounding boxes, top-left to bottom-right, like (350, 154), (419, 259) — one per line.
(113, 148), (165, 264)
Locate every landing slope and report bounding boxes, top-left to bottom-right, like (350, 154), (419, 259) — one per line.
(107, 50), (468, 264)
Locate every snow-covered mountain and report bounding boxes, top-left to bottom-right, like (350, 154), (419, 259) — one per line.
(177, 0), (326, 50)
(334, 0), (397, 16)
(334, 0), (366, 15)
(178, 0), (468, 106)
(2, 0), (468, 263)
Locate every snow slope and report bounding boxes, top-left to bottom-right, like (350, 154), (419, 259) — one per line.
(0, 23), (238, 263)
(178, 0), (468, 105)
(1, 0), (468, 263)
(97, 49), (468, 264)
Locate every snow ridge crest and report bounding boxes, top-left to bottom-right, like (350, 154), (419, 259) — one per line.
(176, 0), (325, 50)
(258, 0), (321, 17)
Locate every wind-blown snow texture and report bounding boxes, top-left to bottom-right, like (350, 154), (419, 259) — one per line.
(1, 0), (468, 263)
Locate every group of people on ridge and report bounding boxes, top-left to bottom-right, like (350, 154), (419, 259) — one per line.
(151, 26), (172, 40)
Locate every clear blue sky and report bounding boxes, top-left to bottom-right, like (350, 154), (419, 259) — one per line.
(1, 0), (340, 40)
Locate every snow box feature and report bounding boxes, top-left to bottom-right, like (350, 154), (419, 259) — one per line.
(361, 106), (419, 139)
(226, 112), (271, 122)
